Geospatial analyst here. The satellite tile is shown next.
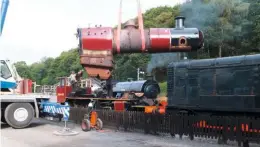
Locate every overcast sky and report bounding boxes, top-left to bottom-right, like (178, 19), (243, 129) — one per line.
(0, 0), (184, 65)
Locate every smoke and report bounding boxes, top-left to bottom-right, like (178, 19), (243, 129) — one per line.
(146, 53), (180, 73)
(146, 0), (229, 74)
(179, 0), (223, 30)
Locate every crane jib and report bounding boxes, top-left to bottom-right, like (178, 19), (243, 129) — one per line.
(0, 0), (9, 35)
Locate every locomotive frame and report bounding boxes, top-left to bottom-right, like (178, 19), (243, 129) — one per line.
(56, 77), (166, 113)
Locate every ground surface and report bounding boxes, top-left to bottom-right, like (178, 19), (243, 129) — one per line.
(0, 119), (259, 147)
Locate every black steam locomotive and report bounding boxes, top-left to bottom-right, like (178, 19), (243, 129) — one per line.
(167, 54), (260, 116)
(112, 80), (160, 99)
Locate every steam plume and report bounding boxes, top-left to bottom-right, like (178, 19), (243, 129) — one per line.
(146, 0), (231, 73)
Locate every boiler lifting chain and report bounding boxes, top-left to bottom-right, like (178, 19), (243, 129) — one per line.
(116, 0), (146, 53)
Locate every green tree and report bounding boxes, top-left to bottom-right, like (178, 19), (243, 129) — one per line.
(14, 1), (260, 85)
(247, 0), (260, 50)
(113, 54), (150, 80)
(15, 48), (83, 85)
(181, 0), (251, 58)
(143, 5), (180, 28)
(14, 61), (32, 79)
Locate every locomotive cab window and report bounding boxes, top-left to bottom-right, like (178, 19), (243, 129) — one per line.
(59, 78), (65, 86)
(175, 68), (187, 77)
(188, 77), (198, 86)
(174, 68), (187, 99)
(233, 67), (252, 95)
(216, 68), (233, 95)
(199, 69), (214, 95)
(176, 78), (185, 87)
(175, 68), (187, 87)
(0, 60), (12, 79)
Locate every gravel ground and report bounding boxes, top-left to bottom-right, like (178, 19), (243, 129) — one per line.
(0, 119), (259, 147)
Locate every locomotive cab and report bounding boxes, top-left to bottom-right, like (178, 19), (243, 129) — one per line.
(56, 77), (94, 103)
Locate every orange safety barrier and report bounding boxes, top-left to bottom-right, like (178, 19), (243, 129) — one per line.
(144, 106), (166, 114)
(144, 106), (157, 113)
(90, 111), (98, 127)
(192, 120), (260, 133)
(158, 107), (165, 114)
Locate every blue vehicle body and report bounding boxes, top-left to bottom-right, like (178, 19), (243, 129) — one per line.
(0, 80), (16, 89)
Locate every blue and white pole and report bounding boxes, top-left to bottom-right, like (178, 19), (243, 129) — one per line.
(41, 101), (70, 121)
(41, 100), (79, 136)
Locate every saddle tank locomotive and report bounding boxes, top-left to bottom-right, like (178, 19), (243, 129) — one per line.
(112, 80), (160, 99)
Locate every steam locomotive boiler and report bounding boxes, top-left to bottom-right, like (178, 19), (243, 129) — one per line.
(76, 16), (204, 98)
(112, 80), (160, 99)
(167, 54), (260, 116)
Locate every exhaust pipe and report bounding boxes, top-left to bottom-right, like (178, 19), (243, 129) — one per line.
(175, 16), (185, 29)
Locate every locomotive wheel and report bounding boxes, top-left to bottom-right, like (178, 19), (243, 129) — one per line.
(81, 119), (91, 132)
(96, 118), (103, 130)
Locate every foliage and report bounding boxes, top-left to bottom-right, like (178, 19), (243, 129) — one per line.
(14, 61), (32, 79)
(247, 0), (260, 50)
(15, 49), (83, 85)
(159, 82), (167, 96)
(112, 54), (150, 81)
(14, 1), (260, 86)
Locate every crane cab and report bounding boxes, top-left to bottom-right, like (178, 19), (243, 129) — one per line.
(0, 60), (33, 94)
(0, 60), (17, 90)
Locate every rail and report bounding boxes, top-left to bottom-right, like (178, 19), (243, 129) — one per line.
(32, 78), (100, 95)
(34, 85), (57, 95)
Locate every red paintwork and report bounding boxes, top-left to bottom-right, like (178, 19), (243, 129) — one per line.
(149, 28), (171, 51)
(86, 87), (92, 95)
(114, 101), (125, 112)
(80, 27), (113, 50)
(28, 79), (32, 93)
(79, 27), (114, 80)
(18, 79), (33, 94)
(56, 86), (72, 103)
(18, 80), (24, 94)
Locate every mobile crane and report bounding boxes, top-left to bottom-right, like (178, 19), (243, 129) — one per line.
(0, 59), (64, 129)
(0, 0), (71, 129)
